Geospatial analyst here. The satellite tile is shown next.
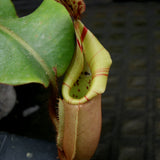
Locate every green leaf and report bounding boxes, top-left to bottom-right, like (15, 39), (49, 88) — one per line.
(0, 0), (17, 18)
(0, 0), (75, 87)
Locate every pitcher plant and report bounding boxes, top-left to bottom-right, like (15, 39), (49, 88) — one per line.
(0, 0), (112, 159)
(49, 0), (112, 159)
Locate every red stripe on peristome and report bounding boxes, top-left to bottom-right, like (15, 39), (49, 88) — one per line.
(92, 73), (108, 79)
(84, 96), (89, 101)
(96, 67), (110, 73)
(81, 26), (88, 42)
(76, 38), (83, 52)
(62, 82), (71, 89)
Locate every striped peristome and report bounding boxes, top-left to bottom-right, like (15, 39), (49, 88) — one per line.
(62, 20), (112, 104)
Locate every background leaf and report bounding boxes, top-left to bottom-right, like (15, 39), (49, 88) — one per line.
(0, 0), (75, 87)
(0, 0), (17, 18)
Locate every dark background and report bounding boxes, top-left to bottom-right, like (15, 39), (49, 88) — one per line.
(1, 0), (160, 160)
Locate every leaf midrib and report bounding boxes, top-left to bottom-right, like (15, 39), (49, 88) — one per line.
(0, 23), (55, 86)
